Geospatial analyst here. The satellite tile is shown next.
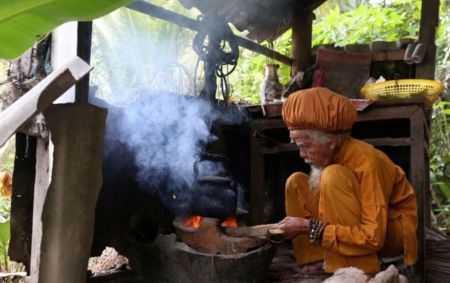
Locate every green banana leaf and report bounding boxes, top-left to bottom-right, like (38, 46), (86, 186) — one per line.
(0, 219), (9, 248)
(0, 0), (135, 59)
(0, 219), (10, 266)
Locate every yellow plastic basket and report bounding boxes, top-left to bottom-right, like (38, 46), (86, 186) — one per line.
(361, 79), (443, 107)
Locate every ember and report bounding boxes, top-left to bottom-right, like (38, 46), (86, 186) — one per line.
(174, 217), (266, 255)
(221, 217), (238, 228)
(183, 215), (238, 229)
(183, 215), (202, 228)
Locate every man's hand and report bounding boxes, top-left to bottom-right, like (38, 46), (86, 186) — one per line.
(276, 217), (310, 240)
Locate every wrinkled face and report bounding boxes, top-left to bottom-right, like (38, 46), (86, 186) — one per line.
(290, 130), (338, 168)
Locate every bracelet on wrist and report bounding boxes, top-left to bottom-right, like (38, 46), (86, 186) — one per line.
(309, 218), (326, 244)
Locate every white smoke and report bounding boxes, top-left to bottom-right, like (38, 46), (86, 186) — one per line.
(90, 8), (248, 214)
(114, 92), (214, 186)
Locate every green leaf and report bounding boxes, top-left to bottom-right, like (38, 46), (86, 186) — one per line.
(0, 220), (10, 249)
(0, 220), (9, 267)
(0, 0), (134, 59)
(435, 182), (450, 200)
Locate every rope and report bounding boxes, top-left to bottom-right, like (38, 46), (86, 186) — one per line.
(192, 15), (239, 103)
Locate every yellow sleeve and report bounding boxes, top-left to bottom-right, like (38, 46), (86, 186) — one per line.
(321, 163), (390, 256)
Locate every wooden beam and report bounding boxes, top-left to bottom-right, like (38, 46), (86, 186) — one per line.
(126, 1), (293, 66)
(416, 0), (440, 79)
(302, 0), (327, 12)
(234, 37), (293, 66)
(0, 57), (92, 147)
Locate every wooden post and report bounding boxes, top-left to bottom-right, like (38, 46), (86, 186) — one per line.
(9, 134), (36, 270)
(416, 0), (440, 79)
(416, 0), (439, 280)
(291, 11), (313, 76)
(75, 22), (93, 103)
(410, 107), (427, 281)
(30, 104), (107, 283)
(200, 33), (220, 103)
(250, 133), (265, 225)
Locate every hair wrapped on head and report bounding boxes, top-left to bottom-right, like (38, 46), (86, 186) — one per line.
(282, 87), (357, 133)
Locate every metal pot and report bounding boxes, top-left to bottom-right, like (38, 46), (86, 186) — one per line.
(190, 153), (237, 219)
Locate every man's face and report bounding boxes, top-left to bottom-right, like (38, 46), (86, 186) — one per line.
(289, 130), (337, 168)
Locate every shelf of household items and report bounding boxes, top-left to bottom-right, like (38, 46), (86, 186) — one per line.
(250, 97), (426, 152)
(311, 40), (411, 62)
(311, 48), (406, 62)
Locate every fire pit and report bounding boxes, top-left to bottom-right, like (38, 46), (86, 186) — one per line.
(171, 216), (278, 282)
(173, 216), (266, 254)
(175, 241), (274, 283)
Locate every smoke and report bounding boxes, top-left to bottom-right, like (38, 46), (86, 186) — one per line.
(90, 8), (249, 215)
(91, 89), (220, 215)
(115, 92), (214, 187)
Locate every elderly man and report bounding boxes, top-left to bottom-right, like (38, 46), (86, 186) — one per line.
(276, 87), (418, 274)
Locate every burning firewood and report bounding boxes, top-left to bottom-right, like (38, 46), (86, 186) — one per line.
(174, 217), (268, 254)
(223, 224), (284, 242)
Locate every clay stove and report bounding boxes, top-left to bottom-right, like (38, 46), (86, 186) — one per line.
(172, 215), (277, 282)
(173, 216), (267, 254)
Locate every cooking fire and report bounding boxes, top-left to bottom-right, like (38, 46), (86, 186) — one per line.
(182, 215), (238, 229)
(174, 216), (283, 255)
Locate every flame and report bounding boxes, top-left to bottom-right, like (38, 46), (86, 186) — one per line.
(221, 217), (238, 228)
(182, 216), (238, 228)
(183, 215), (202, 228)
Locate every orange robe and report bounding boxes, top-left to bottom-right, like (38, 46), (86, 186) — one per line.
(285, 138), (417, 273)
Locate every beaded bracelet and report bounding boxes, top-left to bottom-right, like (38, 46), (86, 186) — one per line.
(309, 218), (326, 244)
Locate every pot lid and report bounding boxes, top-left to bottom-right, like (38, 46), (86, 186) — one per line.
(197, 176), (231, 184)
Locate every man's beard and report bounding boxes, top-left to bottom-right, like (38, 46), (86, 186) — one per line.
(309, 166), (323, 194)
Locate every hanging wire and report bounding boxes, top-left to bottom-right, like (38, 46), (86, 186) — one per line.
(192, 14), (239, 103)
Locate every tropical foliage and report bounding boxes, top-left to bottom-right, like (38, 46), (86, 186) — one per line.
(0, 58), (15, 181)
(0, 138), (14, 173)
(0, 0), (134, 59)
(430, 0), (450, 231)
(312, 0), (422, 46)
(90, 1), (200, 104)
(431, 101), (450, 230)
(229, 0), (428, 102)
(0, 198), (10, 269)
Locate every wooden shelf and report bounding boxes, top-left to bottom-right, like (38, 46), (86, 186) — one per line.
(257, 143), (297, 154)
(255, 137), (413, 155)
(311, 49), (407, 62)
(372, 49), (405, 62)
(362, 137), (412, 147)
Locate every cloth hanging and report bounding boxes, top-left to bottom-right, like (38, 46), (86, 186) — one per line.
(312, 49), (372, 99)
